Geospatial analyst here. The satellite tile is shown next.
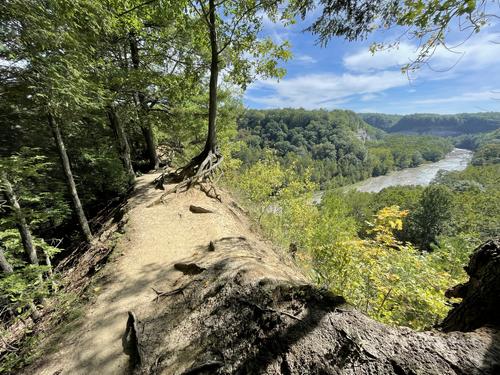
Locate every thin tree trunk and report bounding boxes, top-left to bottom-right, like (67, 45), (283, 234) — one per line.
(204, 0), (219, 155)
(129, 32), (160, 170)
(0, 242), (14, 273)
(141, 124), (159, 170)
(2, 174), (38, 265)
(107, 105), (135, 184)
(48, 112), (93, 243)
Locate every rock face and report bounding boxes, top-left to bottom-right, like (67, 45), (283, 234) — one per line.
(134, 237), (500, 375)
(441, 238), (500, 332)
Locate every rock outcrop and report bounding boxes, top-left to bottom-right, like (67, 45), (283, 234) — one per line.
(135, 237), (500, 374)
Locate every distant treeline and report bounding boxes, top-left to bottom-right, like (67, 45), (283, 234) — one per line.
(236, 109), (454, 188)
(359, 112), (500, 136)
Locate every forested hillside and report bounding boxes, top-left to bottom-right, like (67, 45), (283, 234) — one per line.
(360, 112), (500, 135)
(237, 109), (453, 188)
(358, 113), (402, 130)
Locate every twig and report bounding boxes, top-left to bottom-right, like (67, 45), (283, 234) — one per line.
(238, 298), (302, 321)
(151, 287), (185, 302)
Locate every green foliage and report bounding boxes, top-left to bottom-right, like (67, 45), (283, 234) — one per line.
(368, 135), (453, 166)
(472, 143), (500, 165)
(0, 149), (71, 231)
(0, 230), (60, 317)
(409, 185), (454, 250)
(237, 109), (453, 188)
(232, 152), (317, 222)
(231, 159), (465, 329)
(358, 113), (402, 130)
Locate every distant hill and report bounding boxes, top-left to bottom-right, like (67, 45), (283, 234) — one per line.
(359, 112), (500, 136)
(358, 113), (402, 130)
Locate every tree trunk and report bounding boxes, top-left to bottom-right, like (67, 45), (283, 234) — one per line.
(129, 32), (160, 170)
(0, 242), (14, 273)
(1, 174), (38, 265)
(204, 0), (219, 155)
(48, 112), (93, 243)
(140, 123), (159, 170)
(107, 105), (135, 184)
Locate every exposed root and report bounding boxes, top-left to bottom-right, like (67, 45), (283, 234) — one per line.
(123, 311), (141, 368)
(181, 360), (224, 374)
(237, 298), (303, 322)
(199, 181), (222, 202)
(153, 149), (223, 204)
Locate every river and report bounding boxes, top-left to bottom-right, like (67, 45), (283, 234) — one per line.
(313, 148), (473, 202)
(353, 148), (473, 193)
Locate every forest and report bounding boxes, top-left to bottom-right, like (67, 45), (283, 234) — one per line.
(236, 109), (454, 187)
(360, 112), (500, 135)
(1, 0), (499, 373)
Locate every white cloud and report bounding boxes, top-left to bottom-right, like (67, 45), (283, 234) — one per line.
(247, 70), (408, 109)
(343, 32), (500, 73)
(294, 54), (317, 64)
(343, 43), (417, 72)
(413, 90), (500, 105)
(360, 93), (379, 101)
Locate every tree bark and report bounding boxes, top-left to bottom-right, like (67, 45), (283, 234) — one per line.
(107, 105), (135, 184)
(48, 112), (93, 243)
(204, 0), (219, 155)
(140, 123), (159, 170)
(1, 174), (38, 265)
(129, 32), (160, 170)
(0, 241), (14, 273)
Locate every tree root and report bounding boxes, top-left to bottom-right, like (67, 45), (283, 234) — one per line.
(153, 149), (223, 204)
(123, 311), (141, 367)
(238, 298), (303, 321)
(181, 360), (224, 374)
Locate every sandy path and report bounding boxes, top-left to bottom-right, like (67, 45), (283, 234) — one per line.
(33, 173), (255, 375)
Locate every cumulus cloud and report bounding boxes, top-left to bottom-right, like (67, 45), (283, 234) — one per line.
(343, 32), (500, 73)
(245, 23), (500, 111)
(413, 90), (500, 105)
(247, 71), (408, 109)
(343, 43), (417, 72)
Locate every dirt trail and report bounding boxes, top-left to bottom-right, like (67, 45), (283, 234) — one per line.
(31, 173), (280, 375)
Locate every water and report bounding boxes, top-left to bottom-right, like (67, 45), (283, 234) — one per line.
(354, 148), (473, 193)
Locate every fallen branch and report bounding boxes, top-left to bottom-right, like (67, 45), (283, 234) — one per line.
(151, 287), (185, 302)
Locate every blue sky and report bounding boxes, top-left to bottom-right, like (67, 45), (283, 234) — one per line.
(244, 11), (500, 114)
